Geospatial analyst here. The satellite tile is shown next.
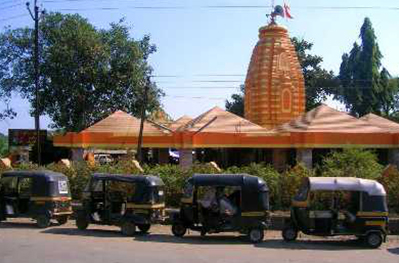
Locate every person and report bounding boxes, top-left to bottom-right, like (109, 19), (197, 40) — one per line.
(216, 188), (237, 216)
(341, 192), (357, 223)
(199, 188), (217, 210)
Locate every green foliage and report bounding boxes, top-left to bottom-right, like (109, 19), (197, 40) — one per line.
(319, 148), (383, 180)
(379, 165), (399, 213)
(0, 13), (163, 132)
(336, 17), (397, 117)
(0, 134), (8, 157)
(143, 164), (189, 207)
(225, 85), (244, 117)
(225, 163), (281, 208)
(291, 37), (337, 110)
(280, 164), (314, 208)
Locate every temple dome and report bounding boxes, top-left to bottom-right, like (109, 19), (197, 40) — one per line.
(244, 22), (305, 129)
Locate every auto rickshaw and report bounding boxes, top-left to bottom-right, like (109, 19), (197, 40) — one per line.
(170, 174), (270, 243)
(75, 173), (165, 236)
(282, 177), (388, 248)
(0, 170), (72, 228)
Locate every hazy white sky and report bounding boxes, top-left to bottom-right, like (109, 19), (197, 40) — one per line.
(1, 0), (398, 134)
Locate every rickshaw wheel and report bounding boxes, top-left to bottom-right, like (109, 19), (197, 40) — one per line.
(121, 222), (136, 236)
(282, 227), (298, 242)
(137, 224), (151, 234)
(248, 228), (264, 243)
(36, 215), (51, 228)
(57, 216), (68, 225)
(365, 232), (383, 248)
(171, 223), (187, 237)
(76, 215), (89, 230)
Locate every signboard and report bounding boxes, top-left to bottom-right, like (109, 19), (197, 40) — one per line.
(8, 129), (47, 147)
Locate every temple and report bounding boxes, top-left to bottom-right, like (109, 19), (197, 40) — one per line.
(53, 18), (399, 170)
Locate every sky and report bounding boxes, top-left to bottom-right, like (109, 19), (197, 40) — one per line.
(0, 0), (399, 134)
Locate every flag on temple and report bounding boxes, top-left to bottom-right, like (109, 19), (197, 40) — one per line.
(284, 2), (293, 19)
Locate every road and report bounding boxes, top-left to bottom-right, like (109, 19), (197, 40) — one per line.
(0, 218), (398, 263)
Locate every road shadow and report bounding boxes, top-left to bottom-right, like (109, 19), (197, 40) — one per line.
(134, 233), (248, 245)
(41, 227), (128, 238)
(255, 239), (370, 251)
(387, 247), (399, 255)
(134, 233), (374, 250)
(0, 221), (58, 229)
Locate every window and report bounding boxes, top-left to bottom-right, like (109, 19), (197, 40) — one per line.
(91, 179), (104, 192)
(1, 177), (18, 195)
(183, 182), (194, 198)
(19, 177), (33, 197)
(294, 181), (309, 202)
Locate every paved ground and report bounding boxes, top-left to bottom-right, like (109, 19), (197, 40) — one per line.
(1, 218), (399, 263)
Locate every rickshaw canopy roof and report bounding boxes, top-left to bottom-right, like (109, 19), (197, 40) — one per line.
(308, 177), (386, 196)
(189, 174), (268, 190)
(92, 173), (164, 186)
(2, 170), (67, 182)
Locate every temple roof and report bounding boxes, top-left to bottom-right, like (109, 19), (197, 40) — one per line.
(168, 115), (193, 131)
(274, 104), (386, 133)
(82, 110), (170, 135)
(360, 113), (399, 132)
(178, 106), (269, 133)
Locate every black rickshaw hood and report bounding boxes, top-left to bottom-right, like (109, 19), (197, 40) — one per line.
(2, 170), (68, 182)
(91, 173), (164, 186)
(188, 173), (268, 190)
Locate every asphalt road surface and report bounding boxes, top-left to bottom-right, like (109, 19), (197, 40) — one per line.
(1, 218), (399, 263)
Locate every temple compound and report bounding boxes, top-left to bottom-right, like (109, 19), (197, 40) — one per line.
(53, 19), (399, 170)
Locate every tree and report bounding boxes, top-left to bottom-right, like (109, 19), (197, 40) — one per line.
(225, 37), (336, 116)
(0, 133), (8, 157)
(336, 17), (397, 117)
(0, 13), (163, 132)
(291, 37), (337, 110)
(225, 85), (244, 117)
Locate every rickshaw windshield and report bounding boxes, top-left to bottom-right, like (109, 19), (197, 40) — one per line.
(183, 182), (194, 198)
(128, 185), (164, 204)
(294, 180), (309, 201)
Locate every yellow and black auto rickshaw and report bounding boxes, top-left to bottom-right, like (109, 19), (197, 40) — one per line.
(170, 174), (270, 243)
(282, 177), (388, 248)
(75, 173), (165, 236)
(0, 170), (72, 228)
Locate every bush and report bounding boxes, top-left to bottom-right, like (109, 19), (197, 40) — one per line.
(319, 148), (383, 179)
(143, 164), (188, 207)
(280, 164), (313, 208)
(225, 163), (281, 209)
(379, 165), (399, 213)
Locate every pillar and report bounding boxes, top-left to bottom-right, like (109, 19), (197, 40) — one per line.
(296, 148), (313, 169)
(273, 149), (288, 172)
(388, 149), (399, 168)
(179, 148), (193, 169)
(158, 148), (169, 164)
(71, 148), (84, 162)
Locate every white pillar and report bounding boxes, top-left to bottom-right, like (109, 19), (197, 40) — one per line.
(179, 148), (193, 169)
(71, 148), (84, 162)
(296, 148), (313, 169)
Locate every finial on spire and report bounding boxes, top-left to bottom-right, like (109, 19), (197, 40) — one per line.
(266, 2), (294, 24)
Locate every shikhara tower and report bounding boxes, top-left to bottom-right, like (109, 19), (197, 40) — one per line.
(244, 21), (305, 129)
